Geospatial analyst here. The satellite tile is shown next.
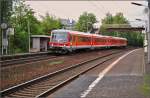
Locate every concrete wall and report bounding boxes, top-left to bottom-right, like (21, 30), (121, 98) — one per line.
(32, 38), (40, 52)
(31, 37), (49, 52)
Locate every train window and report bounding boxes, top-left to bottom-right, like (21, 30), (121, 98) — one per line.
(95, 38), (106, 43)
(70, 35), (75, 43)
(78, 36), (90, 42)
(51, 31), (68, 43)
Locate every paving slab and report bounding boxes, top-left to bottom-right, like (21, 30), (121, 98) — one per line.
(49, 49), (149, 98)
(49, 75), (97, 98)
(145, 53), (150, 74)
(86, 75), (147, 98)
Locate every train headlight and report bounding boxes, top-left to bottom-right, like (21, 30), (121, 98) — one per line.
(64, 44), (66, 46)
(51, 44), (53, 46)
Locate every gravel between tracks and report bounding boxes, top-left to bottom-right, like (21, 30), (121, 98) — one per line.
(1, 48), (128, 90)
(2, 49), (128, 98)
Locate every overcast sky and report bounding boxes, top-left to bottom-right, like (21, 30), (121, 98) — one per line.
(25, 1), (148, 27)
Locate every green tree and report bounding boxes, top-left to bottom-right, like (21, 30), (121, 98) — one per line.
(10, 0), (42, 53)
(102, 12), (128, 24)
(40, 13), (63, 35)
(102, 13), (113, 24)
(113, 12), (128, 24)
(0, 0), (13, 54)
(0, 0), (12, 24)
(100, 12), (144, 47)
(75, 12), (97, 32)
(9, 0), (63, 53)
(1, 0), (64, 54)
(10, 0), (42, 35)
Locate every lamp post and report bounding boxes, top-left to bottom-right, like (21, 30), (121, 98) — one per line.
(27, 19), (30, 53)
(1, 23), (8, 55)
(131, 2), (144, 6)
(148, 1), (150, 63)
(135, 18), (148, 53)
(131, 1), (150, 63)
(135, 18), (148, 36)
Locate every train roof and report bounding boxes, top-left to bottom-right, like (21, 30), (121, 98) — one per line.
(52, 29), (91, 36)
(52, 29), (127, 40)
(91, 34), (126, 40)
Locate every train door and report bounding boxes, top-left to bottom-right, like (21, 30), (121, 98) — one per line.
(91, 35), (95, 50)
(71, 35), (76, 50)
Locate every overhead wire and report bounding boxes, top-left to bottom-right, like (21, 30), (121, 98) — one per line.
(87, 0), (106, 19)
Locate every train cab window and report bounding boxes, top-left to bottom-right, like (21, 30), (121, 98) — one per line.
(51, 31), (68, 43)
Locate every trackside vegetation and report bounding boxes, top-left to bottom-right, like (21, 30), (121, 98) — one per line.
(141, 75), (150, 97)
(1, 0), (63, 54)
(1, 0), (144, 54)
(75, 12), (97, 32)
(99, 13), (144, 47)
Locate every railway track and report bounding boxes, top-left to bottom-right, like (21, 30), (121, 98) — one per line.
(1, 52), (50, 60)
(0, 50), (103, 67)
(0, 48), (129, 67)
(0, 49), (130, 98)
(0, 52), (58, 67)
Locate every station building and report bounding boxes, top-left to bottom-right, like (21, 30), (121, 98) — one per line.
(30, 35), (50, 52)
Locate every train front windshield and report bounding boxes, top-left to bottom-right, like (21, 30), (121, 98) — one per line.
(51, 32), (68, 43)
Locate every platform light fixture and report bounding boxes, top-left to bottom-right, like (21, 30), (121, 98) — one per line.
(131, 2), (143, 6)
(131, 1), (150, 63)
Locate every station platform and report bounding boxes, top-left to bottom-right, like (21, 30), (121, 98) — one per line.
(49, 48), (150, 98)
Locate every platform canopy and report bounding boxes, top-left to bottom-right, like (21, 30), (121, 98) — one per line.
(30, 35), (50, 52)
(31, 35), (50, 38)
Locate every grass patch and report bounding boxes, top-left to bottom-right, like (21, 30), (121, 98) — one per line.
(141, 74), (150, 96)
(49, 60), (64, 65)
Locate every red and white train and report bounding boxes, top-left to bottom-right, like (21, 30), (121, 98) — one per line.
(49, 29), (127, 53)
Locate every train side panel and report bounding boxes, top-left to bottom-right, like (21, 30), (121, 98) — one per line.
(49, 29), (127, 53)
(75, 35), (92, 49)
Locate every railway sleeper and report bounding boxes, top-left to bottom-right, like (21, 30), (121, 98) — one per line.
(31, 84), (56, 88)
(29, 77), (67, 87)
(30, 86), (51, 90)
(10, 90), (45, 97)
(28, 82), (57, 87)
(7, 93), (33, 98)
(11, 92), (35, 96)
(15, 91), (42, 96)
(21, 88), (39, 92)
(23, 86), (51, 92)
(14, 90), (36, 94)
(5, 94), (26, 98)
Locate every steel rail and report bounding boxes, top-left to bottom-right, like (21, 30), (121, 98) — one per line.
(1, 49), (100, 67)
(36, 57), (114, 98)
(0, 52), (50, 60)
(0, 55), (57, 67)
(1, 49), (128, 98)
